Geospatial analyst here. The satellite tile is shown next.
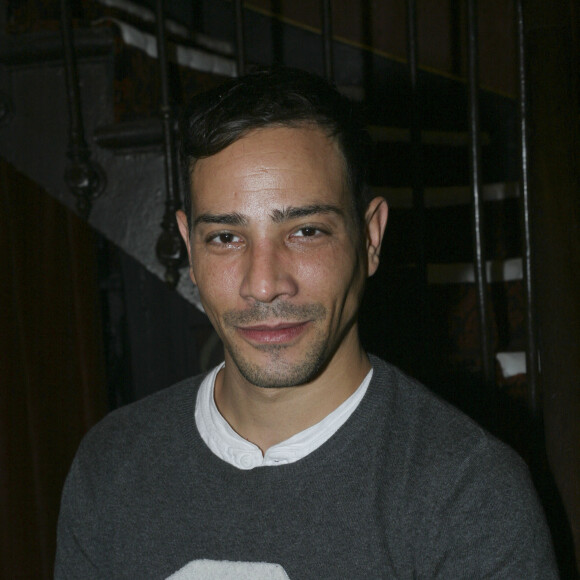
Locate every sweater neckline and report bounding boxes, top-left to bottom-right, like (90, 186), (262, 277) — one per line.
(179, 355), (392, 480)
(194, 362), (373, 470)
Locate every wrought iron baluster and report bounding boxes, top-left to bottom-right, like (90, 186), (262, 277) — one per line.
(321, 0), (334, 82)
(466, 0), (493, 385)
(154, 0), (187, 287)
(59, 0), (105, 218)
(406, 0), (427, 354)
(516, 0), (539, 416)
(234, 0), (245, 76)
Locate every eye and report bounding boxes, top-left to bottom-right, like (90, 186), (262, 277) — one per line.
(292, 226), (323, 238)
(207, 232), (243, 245)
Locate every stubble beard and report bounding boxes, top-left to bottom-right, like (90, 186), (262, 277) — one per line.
(222, 302), (328, 388)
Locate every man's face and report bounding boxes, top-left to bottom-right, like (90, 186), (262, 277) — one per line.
(178, 126), (382, 388)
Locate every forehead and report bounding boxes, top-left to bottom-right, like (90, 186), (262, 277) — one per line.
(190, 126), (350, 217)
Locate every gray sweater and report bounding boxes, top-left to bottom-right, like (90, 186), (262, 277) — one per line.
(55, 356), (557, 578)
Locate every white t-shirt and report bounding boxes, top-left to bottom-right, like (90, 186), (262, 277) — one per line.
(195, 363), (373, 470)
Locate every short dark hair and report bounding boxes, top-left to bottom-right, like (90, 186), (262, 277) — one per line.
(179, 66), (373, 230)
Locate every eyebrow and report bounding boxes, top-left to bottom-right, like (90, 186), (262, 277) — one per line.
(193, 212), (248, 227)
(193, 204), (344, 228)
(270, 204), (345, 223)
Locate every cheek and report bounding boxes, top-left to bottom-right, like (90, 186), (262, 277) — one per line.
(193, 261), (241, 311)
(295, 246), (361, 298)
(294, 256), (325, 282)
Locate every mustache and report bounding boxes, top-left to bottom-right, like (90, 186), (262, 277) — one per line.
(223, 302), (326, 326)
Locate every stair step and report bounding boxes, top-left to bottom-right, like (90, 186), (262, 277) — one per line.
(0, 29), (114, 67)
(382, 196), (521, 263)
(375, 182), (519, 209)
(370, 140), (509, 186)
(94, 118), (165, 152)
(426, 257), (523, 285)
(94, 17), (236, 77)
(93, 119), (501, 160)
(367, 125), (491, 147)
(95, 0), (234, 56)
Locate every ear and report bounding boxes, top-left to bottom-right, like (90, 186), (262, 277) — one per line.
(364, 197), (388, 277)
(176, 210), (197, 286)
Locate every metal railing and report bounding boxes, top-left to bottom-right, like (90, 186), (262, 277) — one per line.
(466, 0), (494, 386)
(516, 0), (539, 416)
(406, 0), (427, 354)
(235, 0), (246, 76)
(153, 0), (187, 287)
(321, 0), (334, 82)
(59, 0), (105, 218)
(57, 0), (539, 407)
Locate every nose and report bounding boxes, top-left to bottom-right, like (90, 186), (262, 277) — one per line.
(239, 240), (298, 303)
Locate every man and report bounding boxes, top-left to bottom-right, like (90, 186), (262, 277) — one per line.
(55, 67), (557, 578)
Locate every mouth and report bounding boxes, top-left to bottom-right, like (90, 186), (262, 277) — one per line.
(235, 321), (311, 344)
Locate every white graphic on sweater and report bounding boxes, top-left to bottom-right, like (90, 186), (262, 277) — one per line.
(167, 559), (290, 579)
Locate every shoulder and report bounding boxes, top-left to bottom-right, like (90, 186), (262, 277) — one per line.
(367, 355), (557, 577)
(366, 355), (537, 523)
(368, 354), (517, 465)
(72, 373), (205, 478)
(55, 373), (209, 576)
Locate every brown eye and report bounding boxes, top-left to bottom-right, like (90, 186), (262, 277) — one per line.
(294, 227), (321, 238)
(218, 233), (235, 243)
(207, 232), (242, 245)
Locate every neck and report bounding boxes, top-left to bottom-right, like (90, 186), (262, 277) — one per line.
(214, 333), (370, 454)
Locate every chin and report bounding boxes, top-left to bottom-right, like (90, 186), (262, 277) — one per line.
(228, 343), (328, 389)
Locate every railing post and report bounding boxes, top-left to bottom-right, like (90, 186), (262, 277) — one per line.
(234, 0), (245, 76)
(154, 0), (187, 286)
(516, 0), (539, 417)
(59, 0), (105, 218)
(321, 0), (334, 82)
(466, 0), (493, 385)
(406, 0), (427, 357)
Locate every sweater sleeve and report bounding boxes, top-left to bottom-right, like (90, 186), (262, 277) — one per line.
(416, 437), (558, 579)
(54, 453), (102, 579)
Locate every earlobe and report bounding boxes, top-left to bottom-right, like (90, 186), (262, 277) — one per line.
(364, 197), (389, 277)
(176, 210), (197, 285)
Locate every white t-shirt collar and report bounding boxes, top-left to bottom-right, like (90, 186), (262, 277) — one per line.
(195, 362), (373, 470)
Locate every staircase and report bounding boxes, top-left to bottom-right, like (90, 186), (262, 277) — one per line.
(0, 0), (528, 406)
